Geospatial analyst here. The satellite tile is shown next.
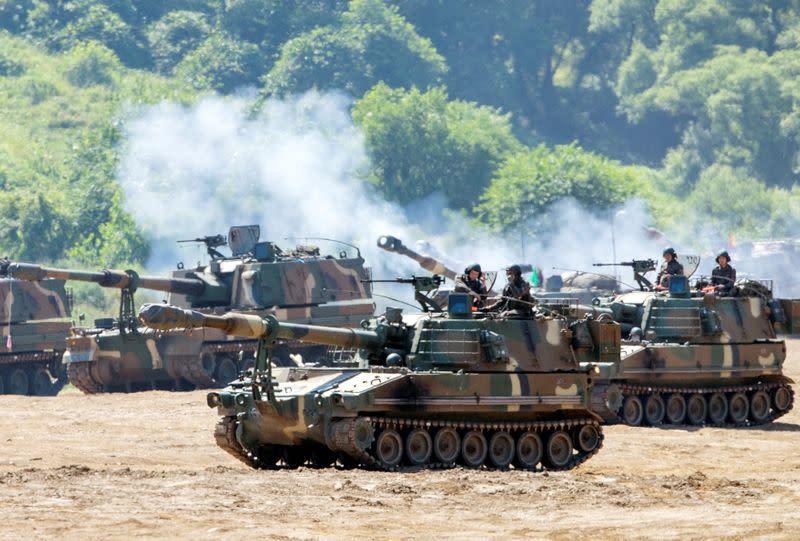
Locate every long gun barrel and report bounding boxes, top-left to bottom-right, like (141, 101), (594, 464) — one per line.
(377, 235), (458, 280)
(138, 304), (386, 350)
(9, 263), (206, 297)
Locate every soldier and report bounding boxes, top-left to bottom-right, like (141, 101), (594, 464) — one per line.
(454, 263), (488, 307)
(484, 264), (535, 316)
(656, 247), (684, 288)
(711, 250), (736, 295)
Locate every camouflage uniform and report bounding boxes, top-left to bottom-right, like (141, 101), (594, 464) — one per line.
(486, 276), (534, 315)
(454, 264), (487, 307)
(656, 259), (684, 286)
(711, 251), (736, 295)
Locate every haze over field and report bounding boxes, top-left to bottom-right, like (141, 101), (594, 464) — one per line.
(118, 93), (666, 294)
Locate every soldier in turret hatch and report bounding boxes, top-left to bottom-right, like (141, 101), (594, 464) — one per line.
(454, 263), (488, 307)
(484, 265), (535, 316)
(711, 250), (736, 295)
(656, 247), (684, 288)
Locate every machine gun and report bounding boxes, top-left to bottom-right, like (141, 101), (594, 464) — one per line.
(364, 274), (445, 312)
(177, 234), (227, 259)
(592, 259), (656, 291)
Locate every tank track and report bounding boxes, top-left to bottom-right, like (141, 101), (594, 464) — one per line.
(66, 362), (104, 394)
(214, 416), (259, 468)
(596, 380), (794, 427)
(173, 355), (216, 388)
(213, 415), (603, 472)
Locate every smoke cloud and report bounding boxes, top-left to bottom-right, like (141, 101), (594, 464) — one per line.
(116, 91), (709, 303)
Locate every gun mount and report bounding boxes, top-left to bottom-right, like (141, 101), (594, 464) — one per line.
(364, 274), (446, 312)
(593, 259), (656, 291)
(178, 234), (227, 259)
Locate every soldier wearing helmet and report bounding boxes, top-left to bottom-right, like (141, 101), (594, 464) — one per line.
(484, 264), (535, 315)
(454, 263), (488, 307)
(656, 247), (684, 288)
(711, 250), (736, 295)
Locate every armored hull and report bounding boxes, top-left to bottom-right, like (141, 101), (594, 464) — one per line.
(140, 298), (607, 472)
(588, 286), (794, 427)
(0, 276), (72, 395)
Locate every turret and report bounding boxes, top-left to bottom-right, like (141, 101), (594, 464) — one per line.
(9, 263), (209, 297)
(138, 304), (389, 351)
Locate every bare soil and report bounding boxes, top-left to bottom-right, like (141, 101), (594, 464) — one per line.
(2, 343), (800, 540)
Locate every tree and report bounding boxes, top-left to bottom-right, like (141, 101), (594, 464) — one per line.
(64, 41), (122, 87)
(353, 84), (521, 209)
(474, 143), (644, 235)
(262, 0), (446, 97)
(146, 10), (211, 74)
(68, 191), (150, 267)
(0, 191), (70, 261)
(175, 32), (264, 93)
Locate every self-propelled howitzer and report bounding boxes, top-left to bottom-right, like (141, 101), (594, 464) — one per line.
(7, 225), (376, 394)
(586, 275), (795, 427)
(138, 300), (606, 472)
(0, 260), (72, 395)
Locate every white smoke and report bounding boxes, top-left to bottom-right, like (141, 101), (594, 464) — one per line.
(117, 91), (668, 303)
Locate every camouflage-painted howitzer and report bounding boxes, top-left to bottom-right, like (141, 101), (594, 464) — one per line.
(8, 225), (376, 394)
(586, 275), (795, 427)
(0, 266), (72, 396)
(139, 296), (608, 472)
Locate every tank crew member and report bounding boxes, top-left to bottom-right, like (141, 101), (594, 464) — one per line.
(656, 247), (684, 288)
(454, 263), (488, 307)
(484, 264), (535, 316)
(711, 250), (736, 295)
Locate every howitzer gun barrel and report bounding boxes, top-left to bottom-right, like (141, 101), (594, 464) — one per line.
(377, 235), (458, 280)
(138, 304), (386, 349)
(9, 263), (206, 296)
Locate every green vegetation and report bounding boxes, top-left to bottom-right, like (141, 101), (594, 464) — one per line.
(3, 0), (800, 311)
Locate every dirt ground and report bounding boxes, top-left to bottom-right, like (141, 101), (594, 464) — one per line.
(2, 344), (800, 541)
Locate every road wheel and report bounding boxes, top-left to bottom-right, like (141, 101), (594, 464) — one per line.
(622, 395), (644, 426)
(405, 428), (432, 466)
(433, 428), (460, 466)
(282, 446), (309, 469)
(773, 386), (793, 412)
(665, 394), (687, 424)
(6, 368), (29, 395)
(253, 445), (281, 468)
(460, 430), (488, 468)
(543, 431), (573, 470)
(31, 368), (55, 396)
(644, 394), (666, 426)
(487, 432), (515, 469)
(728, 392), (749, 424)
(686, 394), (707, 425)
(748, 390), (771, 423)
(214, 355), (238, 386)
(309, 445), (337, 468)
(514, 432), (543, 470)
(708, 393), (728, 424)
(375, 429), (403, 468)
(575, 424), (601, 453)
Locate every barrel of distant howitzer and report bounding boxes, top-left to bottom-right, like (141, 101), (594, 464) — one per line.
(377, 235), (458, 280)
(138, 304), (385, 350)
(9, 263), (206, 296)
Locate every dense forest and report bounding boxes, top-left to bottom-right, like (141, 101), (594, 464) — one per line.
(2, 0), (800, 293)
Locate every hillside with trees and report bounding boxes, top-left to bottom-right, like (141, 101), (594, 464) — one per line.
(2, 0), (800, 285)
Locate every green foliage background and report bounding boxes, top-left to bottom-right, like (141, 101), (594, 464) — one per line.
(3, 0), (800, 319)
